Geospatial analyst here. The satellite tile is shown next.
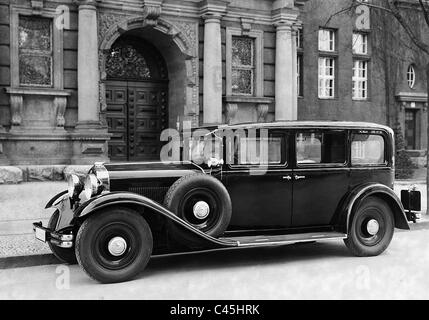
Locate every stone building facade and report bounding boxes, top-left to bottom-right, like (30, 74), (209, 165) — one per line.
(0, 0), (427, 166)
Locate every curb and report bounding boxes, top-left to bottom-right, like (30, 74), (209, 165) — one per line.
(1, 220), (429, 270)
(0, 254), (60, 270)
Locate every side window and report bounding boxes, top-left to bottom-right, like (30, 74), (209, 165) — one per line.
(296, 131), (346, 165)
(351, 134), (385, 165)
(233, 133), (286, 166)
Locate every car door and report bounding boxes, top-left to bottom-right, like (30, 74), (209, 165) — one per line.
(223, 129), (293, 229)
(292, 129), (350, 227)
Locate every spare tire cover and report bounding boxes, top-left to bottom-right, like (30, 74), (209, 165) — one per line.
(164, 174), (232, 238)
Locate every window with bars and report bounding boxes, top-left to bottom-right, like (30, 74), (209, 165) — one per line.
(318, 29), (336, 52)
(231, 36), (255, 95)
(318, 57), (335, 98)
(407, 65), (416, 88)
(352, 60), (368, 100)
(352, 32), (368, 55)
(18, 15), (53, 87)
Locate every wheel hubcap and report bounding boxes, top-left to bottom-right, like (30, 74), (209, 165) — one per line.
(193, 201), (210, 220)
(107, 236), (127, 256)
(366, 219), (380, 236)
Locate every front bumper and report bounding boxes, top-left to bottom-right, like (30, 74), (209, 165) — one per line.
(33, 193), (76, 249)
(33, 222), (74, 248)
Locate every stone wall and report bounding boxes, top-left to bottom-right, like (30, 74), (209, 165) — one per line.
(0, 0), (10, 128)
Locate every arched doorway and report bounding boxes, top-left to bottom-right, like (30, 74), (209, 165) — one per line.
(105, 36), (168, 161)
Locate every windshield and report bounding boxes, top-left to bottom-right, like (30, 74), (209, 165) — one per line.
(187, 131), (223, 166)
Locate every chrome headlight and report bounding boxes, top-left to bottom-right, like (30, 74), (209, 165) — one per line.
(84, 174), (100, 199)
(67, 174), (84, 198)
(81, 163), (110, 200)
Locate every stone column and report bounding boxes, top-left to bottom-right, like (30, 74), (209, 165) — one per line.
(202, 15), (223, 124)
(72, 0), (110, 164)
(76, 0), (100, 127)
(274, 24), (298, 121)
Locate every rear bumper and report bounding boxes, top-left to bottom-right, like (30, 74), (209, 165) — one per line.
(33, 222), (74, 248)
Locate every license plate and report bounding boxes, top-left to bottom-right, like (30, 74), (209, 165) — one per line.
(35, 226), (46, 242)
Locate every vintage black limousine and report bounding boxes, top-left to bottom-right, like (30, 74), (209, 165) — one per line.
(33, 121), (417, 283)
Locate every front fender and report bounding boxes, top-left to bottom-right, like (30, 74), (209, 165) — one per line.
(337, 183), (410, 233)
(45, 190), (68, 209)
(73, 192), (236, 248)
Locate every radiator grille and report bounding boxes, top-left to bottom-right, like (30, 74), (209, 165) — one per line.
(128, 186), (169, 203)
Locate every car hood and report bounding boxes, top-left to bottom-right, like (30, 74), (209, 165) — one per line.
(103, 161), (204, 181)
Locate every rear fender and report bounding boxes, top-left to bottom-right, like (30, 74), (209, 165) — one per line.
(73, 192), (235, 248)
(337, 183), (410, 233)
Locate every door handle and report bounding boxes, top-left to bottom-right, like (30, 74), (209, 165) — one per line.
(294, 175), (306, 180)
(282, 175), (292, 181)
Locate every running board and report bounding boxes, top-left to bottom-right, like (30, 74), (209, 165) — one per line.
(219, 231), (347, 247)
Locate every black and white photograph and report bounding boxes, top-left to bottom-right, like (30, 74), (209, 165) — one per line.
(0, 0), (428, 305)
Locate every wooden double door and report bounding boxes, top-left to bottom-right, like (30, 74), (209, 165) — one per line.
(106, 80), (168, 161)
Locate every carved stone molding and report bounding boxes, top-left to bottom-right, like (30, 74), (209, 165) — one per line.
(98, 13), (134, 39)
(6, 88), (71, 129)
(10, 95), (23, 126)
(225, 103), (238, 124)
(199, 0), (230, 18)
(241, 17), (254, 35)
(31, 0), (44, 13)
(272, 5), (300, 28)
(54, 96), (67, 127)
(257, 104), (269, 123)
(142, 0), (164, 26)
(174, 21), (197, 48)
(75, 0), (99, 8)
(98, 14), (200, 119)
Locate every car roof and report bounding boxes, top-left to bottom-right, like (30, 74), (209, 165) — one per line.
(198, 121), (393, 134)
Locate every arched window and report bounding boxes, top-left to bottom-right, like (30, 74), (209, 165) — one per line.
(407, 65), (416, 89)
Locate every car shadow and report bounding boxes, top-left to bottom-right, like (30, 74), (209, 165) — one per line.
(142, 240), (351, 278)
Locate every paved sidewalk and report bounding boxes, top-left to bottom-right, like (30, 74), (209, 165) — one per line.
(0, 180), (428, 269)
(0, 182), (65, 260)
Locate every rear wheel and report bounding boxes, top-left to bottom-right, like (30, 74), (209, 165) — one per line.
(75, 207), (153, 283)
(48, 210), (77, 264)
(344, 197), (394, 257)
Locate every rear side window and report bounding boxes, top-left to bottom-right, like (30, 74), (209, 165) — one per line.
(296, 131), (346, 165)
(351, 134), (385, 165)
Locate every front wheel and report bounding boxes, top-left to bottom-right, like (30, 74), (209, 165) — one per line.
(344, 197), (394, 257)
(75, 207), (153, 283)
